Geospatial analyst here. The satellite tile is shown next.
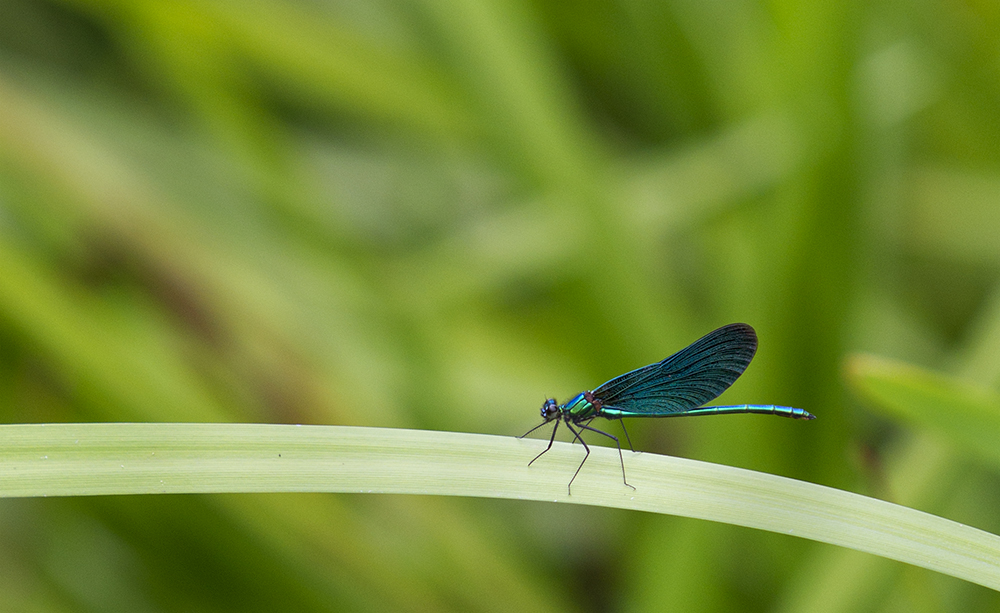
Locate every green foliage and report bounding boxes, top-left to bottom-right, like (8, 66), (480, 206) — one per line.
(0, 0), (999, 611)
(847, 354), (1000, 466)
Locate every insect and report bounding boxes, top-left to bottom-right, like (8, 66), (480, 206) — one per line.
(521, 323), (814, 494)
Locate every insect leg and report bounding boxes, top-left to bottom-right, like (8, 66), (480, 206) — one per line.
(519, 419), (552, 439)
(527, 419), (559, 466)
(617, 419), (635, 452)
(562, 421), (591, 495)
(567, 417), (596, 445)
(576, 422), (635, 490)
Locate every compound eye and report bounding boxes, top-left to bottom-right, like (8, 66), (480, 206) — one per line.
(540, 398), (558, 418)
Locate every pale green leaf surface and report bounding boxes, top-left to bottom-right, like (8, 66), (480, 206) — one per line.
(1, 422), (998, 591)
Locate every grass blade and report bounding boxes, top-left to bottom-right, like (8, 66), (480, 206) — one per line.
(1, 422), (998, 591)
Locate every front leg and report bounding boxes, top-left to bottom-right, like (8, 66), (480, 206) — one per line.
(528, 419), (559, 466)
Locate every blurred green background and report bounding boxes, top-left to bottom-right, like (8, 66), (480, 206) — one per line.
(1, 0), (999, 611)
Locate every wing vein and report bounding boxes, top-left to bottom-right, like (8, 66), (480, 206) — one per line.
(593, 323), (758, 414)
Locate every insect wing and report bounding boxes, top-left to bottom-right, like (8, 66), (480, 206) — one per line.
(593, 323), (758, 414)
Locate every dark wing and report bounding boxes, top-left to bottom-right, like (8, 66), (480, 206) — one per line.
(593, 323), (758, 414)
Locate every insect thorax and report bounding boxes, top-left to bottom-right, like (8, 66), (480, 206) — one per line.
(563, 391), (602, 419)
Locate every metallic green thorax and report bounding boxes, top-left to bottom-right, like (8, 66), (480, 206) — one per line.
(562, 392), (601, 419)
